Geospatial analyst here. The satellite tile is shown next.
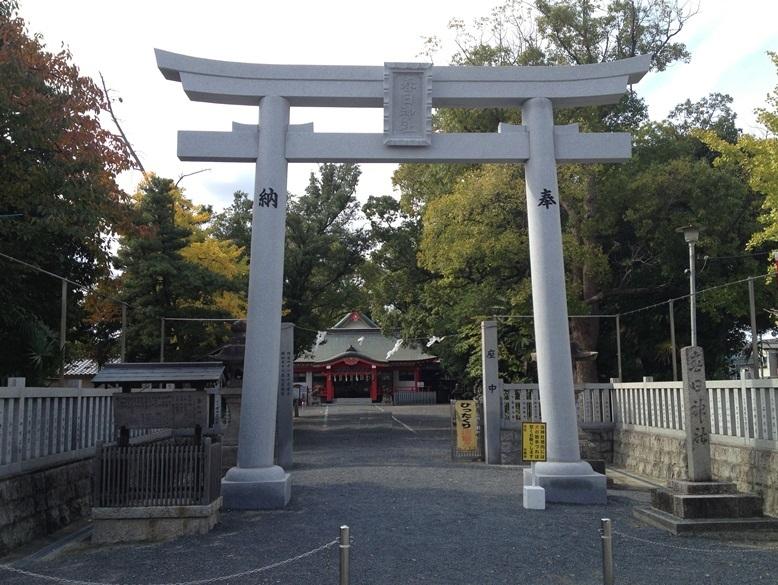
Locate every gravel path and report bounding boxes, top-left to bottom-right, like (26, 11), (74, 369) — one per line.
(2, 402), (777, 584)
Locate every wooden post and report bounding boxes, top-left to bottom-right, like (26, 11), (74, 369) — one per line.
(325, 372), (334, 402)
(370, 366), (378, 402)
(203, 437), (212, 505)
(120, 304), (127, 363)
(94, 442), (103, 507)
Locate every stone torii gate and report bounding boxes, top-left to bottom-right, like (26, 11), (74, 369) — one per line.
(156, 50), (650, 508)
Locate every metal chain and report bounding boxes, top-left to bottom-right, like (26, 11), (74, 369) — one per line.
(614, 530), (776, 553)
(0, 539), (339, 585)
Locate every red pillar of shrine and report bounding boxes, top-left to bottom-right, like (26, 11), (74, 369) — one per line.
(325, 371), (334, 402)
(370, 366), (378, 402)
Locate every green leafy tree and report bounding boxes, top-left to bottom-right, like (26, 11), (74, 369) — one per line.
(118, 176), (236, 361)
(211, 190), (253, 255)
(699, 53), (778, 250)
(378, 1), (769, 384)
(0, 2), (132, 382)
(284, 164), (369, 352)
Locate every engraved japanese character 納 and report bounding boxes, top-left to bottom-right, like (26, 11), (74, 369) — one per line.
(257, 187), (279, 208)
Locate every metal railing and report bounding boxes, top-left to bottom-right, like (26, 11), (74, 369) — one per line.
(93, 438), (222, 507)
(394, 390), (436, 405)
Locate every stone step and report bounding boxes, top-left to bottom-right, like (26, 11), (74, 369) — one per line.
(633, 506), (778, 536)
(652, 489), (763, 519)
(668, 480), (738, 495)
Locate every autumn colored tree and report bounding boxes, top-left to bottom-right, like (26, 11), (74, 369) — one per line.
(117, 176), (239, 361)
(0, 2), (132, 382)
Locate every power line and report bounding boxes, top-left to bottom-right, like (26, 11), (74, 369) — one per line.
(0, 251), (128, 306)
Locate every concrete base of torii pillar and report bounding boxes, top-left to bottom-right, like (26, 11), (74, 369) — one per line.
(222, 466), (292, 510)
(523, 462), (607, 504)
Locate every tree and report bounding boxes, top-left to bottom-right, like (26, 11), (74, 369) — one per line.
(381, 1), (769, 384)
(117, 176), (237, 361)
(284, 164), (369, 352)
(211, 190), (253, 255)
(0, 2), (132, 381)
(699, 53), (778, 249)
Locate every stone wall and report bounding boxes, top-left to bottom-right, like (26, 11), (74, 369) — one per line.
(711, 442), (778, 517)
(613, 428), (688, 480)
(0, 458), (92, 556)
(579, 424), (614, 463)
(500, 428), (522, 465)
(499, 424), (614, 465)
(613, 428), (778, 517)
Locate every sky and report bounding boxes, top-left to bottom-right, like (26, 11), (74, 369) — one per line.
(17, 0), (778, 212)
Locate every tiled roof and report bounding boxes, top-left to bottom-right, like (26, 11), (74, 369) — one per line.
(64, 358), (118, 376)
(296, 331), (437, 365)
(92, 362), (224, 384)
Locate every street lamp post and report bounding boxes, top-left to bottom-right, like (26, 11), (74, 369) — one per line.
(677, 225), (700, 347)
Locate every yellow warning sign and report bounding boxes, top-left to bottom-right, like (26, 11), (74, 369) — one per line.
(522, 422), (547, 461)
(454, 400), (478, 451)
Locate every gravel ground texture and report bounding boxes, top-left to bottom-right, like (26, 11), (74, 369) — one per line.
(2, 401), (777, 585)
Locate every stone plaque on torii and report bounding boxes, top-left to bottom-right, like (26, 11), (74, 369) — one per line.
(156, 50), (650, 508)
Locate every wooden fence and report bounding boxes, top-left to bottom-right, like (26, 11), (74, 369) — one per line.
(0, 387), (167, 479)
(501, 377), (778, 451)
(93, 438), (222, 507)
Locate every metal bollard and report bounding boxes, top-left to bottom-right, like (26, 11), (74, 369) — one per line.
(600, 518), (614, 585)
(339, 525), (350, 585)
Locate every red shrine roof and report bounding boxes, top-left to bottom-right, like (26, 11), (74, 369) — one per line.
(295, 311), (438, 366)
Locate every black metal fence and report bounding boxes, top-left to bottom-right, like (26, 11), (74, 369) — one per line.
(93, 438), (222, 507)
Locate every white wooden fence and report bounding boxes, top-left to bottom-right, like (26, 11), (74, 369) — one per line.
(0, 387), (166, 479)
(501, 377), (778, 451)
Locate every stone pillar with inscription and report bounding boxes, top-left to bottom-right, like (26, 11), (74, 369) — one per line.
(275, 323), (294, 469)
(481, 321), (501, 464)
(680, 346), (711, 481)
(521, 97), (606, 504)
(222, 95), (292, 509)
(633, 345), (776, 533)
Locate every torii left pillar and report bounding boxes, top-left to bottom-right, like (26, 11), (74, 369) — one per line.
(221, 95), (292, 509)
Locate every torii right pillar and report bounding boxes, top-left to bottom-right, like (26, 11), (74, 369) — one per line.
(522, 96), (606, 504)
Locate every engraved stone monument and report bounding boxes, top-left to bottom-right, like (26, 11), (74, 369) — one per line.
(634, 346), (778, 533)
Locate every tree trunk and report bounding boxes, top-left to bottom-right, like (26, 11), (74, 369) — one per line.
(571, 171), (601, 384)
(571, 316), (599, 383)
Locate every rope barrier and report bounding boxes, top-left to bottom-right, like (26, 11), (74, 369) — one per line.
(0, 538), (339, 585)
(614, 530), (777, 553)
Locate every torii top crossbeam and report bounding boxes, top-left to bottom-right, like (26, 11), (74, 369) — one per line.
(156, 51), (650, 165)
(156, 49), (649, 108)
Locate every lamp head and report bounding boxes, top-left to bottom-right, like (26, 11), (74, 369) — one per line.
(675, 224), (700, 244)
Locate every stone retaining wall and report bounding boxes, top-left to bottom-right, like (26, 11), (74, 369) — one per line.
(0, 458), (92, 556)
(613, 427), (778, 516)
(711, 442), (778, 517)
(500, 424), (614, 465)
(613, 428), (688, 480)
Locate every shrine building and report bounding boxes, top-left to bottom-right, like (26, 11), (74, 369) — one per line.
(294, 311), (440, 403)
